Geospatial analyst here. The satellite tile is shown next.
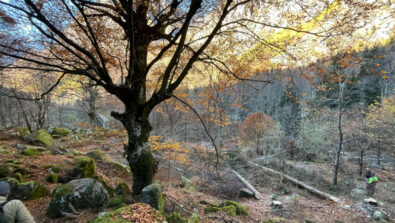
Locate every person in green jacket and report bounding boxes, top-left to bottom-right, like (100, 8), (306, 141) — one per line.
(366, 173), (379, 196)
(0, 181), (36, 223)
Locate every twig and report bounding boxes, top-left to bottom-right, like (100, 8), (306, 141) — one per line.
(172, 95), (220, 174)
(164, 194), (195, 215)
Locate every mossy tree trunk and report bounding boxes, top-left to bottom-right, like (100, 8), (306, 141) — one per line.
(112, 106), (158, 196)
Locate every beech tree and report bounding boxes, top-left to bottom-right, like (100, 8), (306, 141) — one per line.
(0, 0), (386, 194)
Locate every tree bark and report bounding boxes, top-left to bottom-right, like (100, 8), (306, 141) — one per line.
(231, 169), (263, 200)
(16, 98), (32, 132)
(112, 109), (157, 195)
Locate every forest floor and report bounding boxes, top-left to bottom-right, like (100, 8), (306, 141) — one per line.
(0, 128), (394, 223)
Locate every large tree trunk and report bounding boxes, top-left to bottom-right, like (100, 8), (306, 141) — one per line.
(113, 109), (157, 196)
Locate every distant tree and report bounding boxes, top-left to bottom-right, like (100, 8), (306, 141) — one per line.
(314, 49), (362, 185)
(239, 112), (278, 156)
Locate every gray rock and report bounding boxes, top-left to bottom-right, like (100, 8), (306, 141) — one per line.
(98, 212), (109, 218)
(238, 188), (254, 198)
(364, 198), (378, 205)
(270, 194), (278, 200)
(141, 183), (164, 214)
(46, 178), (110, 218)
(270, 200), (283, 209)
(102, 144), (110, 151)
(373, 210), (385, 221)
(350, 188), (365, 199)
(96, 114), (109, 128)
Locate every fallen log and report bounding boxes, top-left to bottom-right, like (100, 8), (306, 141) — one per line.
(231, 169), (263, 200)
(248, 161), (340, 203)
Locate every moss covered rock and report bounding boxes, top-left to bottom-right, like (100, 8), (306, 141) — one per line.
(27, 129), (53, 147)
(9, 181), (49, 200)
(166, 212), (186, 223)
(219, 200), (249, 216)
(203, 200), (248, 216)
(21, 148), (41, 156)
(107, 161), (130, 174)
(74, 157), (97, 178)
(13, 172), (23, 183)
(46, 173), (58, 183)
(89, 203), (165, 223)
(46, 178), (110, 218)
(141, 183), (164, 214)
(51, 128), (70, 138)
(0, 164), (14, 178)
(17, 127), (30, 137)
(87, 149), (108, 161)
(115, 179), (131, 198)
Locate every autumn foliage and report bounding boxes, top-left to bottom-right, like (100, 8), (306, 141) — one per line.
(238, 112), (275, 146)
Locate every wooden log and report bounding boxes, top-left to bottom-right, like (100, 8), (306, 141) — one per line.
(231, 169), (263, 200)
(248, 161), (340, 203)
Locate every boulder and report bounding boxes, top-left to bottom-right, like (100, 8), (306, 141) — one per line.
(141, 183), (165, 214)
(88, 203), (166, 223)
(0, 164), (14, 178)
(9, 181), (49, 200)
(58, 157), (97, 183)
(238, 188), (255, 198)
(46, 178), (110, 218)
(51, 128), (70, 138)
(27, 129), (53, 147)
(74, 157), (97, 178)
(350, 188), (365, 199)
